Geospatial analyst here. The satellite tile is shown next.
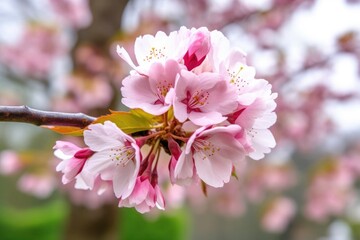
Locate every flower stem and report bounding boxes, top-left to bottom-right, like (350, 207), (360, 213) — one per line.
(163, 112), (168, 128)
(169, 133), (189, 143)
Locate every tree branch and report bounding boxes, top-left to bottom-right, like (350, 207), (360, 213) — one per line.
(0, 105), (96, 128)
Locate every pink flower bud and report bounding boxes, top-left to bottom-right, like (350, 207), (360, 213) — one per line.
(183, 28), (211, 70)
(54, 141), (94, 184)
(119, 176), (165, 213)
(74, 148), (94, 159)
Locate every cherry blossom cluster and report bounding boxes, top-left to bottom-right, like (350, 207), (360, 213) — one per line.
(0, 24), (66, 79)
(53, 26), (277, 213)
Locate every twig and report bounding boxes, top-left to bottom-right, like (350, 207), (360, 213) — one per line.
(0, 105), (95, 128)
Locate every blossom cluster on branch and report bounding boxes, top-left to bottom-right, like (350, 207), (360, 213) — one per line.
(54, 26), (277, 213)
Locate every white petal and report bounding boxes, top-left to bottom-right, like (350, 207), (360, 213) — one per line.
(173, 101), (188, 123)
(75, 171), (96, 190)
(84, 122), (126, 151)
(55, 158), (67, 171)
(113, 161), (138, 198)
(155, 185), (165, 210)
(253, 129), (276, 148)
(174, 152), (194, 184)
(117, 45), (138, 70)
(83, 150), (114, 176)
(54, 149), (72, 161)
(253, 112), (277, 129)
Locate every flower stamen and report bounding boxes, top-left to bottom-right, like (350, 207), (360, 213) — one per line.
(109, 146), (135, 167)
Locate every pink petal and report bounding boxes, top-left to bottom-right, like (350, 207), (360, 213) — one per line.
(121, 75), (158, 109)
(134, 202), (151, 213)
(129, 178), (150, 205)
(194, 150), (233, 188)
(189, 111), (226, 126)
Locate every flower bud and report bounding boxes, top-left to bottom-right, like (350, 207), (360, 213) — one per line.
(183, 28), (211, 70)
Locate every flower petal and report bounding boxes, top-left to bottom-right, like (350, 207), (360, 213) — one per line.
(54, 141), (81, 158)
(113, 160), (138, 198)
(194, 150), (233, 188)
(174, 151), (194, 185)
(84, 121), (127, 151)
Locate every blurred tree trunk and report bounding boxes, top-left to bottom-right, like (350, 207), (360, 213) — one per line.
(65, 203), (119, 240)
(65, 1), (129, 240)
(73, 0), (129, 54)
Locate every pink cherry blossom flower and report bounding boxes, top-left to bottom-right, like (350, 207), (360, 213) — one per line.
(174, 125), (245, 187)
(194, 29), (232, 73)
(121, 59), (181, 115)
(117, 30), (187, 74)
(231, 86), (277, 160)
(54, 141), (94, 184)
(50, 26), (278, 213)
(173, 70), (238, 126)
(119, 177), (165, 213)
(220, 54), (266, 105)
(83, 121), (141, 199)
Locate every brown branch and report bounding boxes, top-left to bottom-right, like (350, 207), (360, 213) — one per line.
(0, 105), (96, 128)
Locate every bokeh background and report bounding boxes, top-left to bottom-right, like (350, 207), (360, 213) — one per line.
(1, 0), (360, 239)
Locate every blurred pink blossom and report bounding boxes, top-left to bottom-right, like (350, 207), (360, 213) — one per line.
(304, 160), (355, 222)
(0, 150), (22, 175)
(18, 173), (56, 198)
(163, 184), (186, 209)
(48, 0), (92, 29)
(65, 74), (113, 110)
(65, 177), (115, 209)
(261, 197), (296, 232)
(208, 180), (246, 217)
(75, 45), (108, 74)
(0, 24), (66, 78)
(245, 163), (297, 202)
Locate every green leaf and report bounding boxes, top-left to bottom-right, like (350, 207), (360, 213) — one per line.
(93, 108), (157, 134)
(42, 109), (158, 136)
